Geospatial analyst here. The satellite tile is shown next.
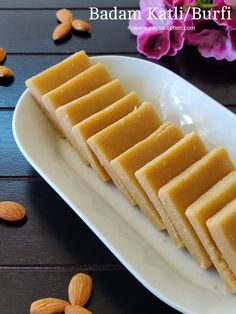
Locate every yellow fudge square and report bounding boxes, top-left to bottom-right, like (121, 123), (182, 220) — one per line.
(87, 102), (162, 209)
(72, 92), (141, 182)
(187, 171), (236, 292)
(136, 133), (207, 248)
(208, 199), (236, 281)
(26, 51), (91, 108)
(111, 122), (183, 231)
(159, 147), (235, 268)
(42, 63), (112, 133)
(56, 79), (126, 163)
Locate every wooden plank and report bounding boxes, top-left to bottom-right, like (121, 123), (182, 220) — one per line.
(227, 105), (236, 114)
(0, 9), (137, 53)
(0, 111), (37, 176)
(1, 54), (236, 108)
(170, 46), (236, 107)
(0, 55), (68, 108)
(0, 269), (178, 314)
(0, 178), (119, 265)
(0, 0), (138, 9)
(0, 99), (235, 180)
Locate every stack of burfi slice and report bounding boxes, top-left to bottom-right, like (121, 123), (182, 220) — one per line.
(26, 51), (236, 293)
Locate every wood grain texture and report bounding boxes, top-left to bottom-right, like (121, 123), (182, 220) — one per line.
(0, 270), (178, 314)
(0, 179), (118, 265)
(1, 105), (236, 178)
(0, 0), (138, 9)
(0, 9), (137, 53)
(163, 46), (236, 106)
(0, 2), (235, 313)
(1, 52), (236, 108)
(0, 111), (36, 176)
(0, 55), (68, 108)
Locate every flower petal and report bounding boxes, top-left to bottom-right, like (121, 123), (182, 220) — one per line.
(228, 10), (236, 28)
(140, 0), (165, 11)
(167, 20), (185, 55)
(165, 0), (195, 8)
(229, 29), (236, 51)
(224, 0), (236, 9)
(129, 10), (150, 36)
(137, 30), (171, 59)
(190, 29), (236, 61)
(197, 30), (228, 60)
(212, 4), (236, 28)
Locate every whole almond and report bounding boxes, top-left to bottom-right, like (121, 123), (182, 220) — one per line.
(52, 23), (71, 41)
(68, 273), (92, 306)
(0, 201), (25, 221)
(56, 8), (73, 23)
(0, 66), (14, 79)
(30, 298), (70, 314)
(0, 48), (7, 64)
(72, 19), (91, 32)
(65, 305), (92, 314)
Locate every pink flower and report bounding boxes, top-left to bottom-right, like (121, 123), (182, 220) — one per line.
(224, 0), (236, 8)
(137, 20), (185, 59)
(137, 30), (171, 58)
(186, 27), (236, 61)
(129, 0), (186, 59)
(228, 10), (236, 28)
(165, 0), (195, 8)
(140, 0), (165, 10)
(129, 10), (150, 36)
(185, 1), (236, 62)
(129, 1), (167, 36)
(129, 0), (236, 61)
(229, 29), (236, 51)
(211, 2), (236, 28)
(167, 20), (186, 55)
(214, 0), (236, 6)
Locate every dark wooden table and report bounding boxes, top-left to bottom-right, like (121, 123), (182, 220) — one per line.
(0, 1), (236, 313)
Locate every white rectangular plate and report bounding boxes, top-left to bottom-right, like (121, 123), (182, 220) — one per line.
(13, 56), (236, 314)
